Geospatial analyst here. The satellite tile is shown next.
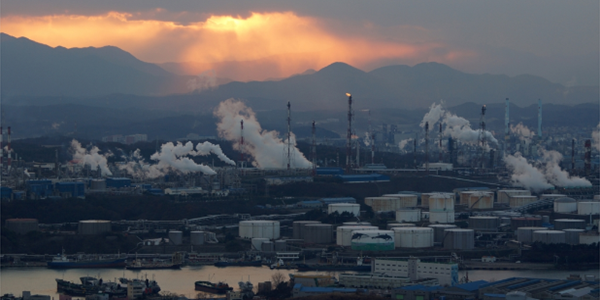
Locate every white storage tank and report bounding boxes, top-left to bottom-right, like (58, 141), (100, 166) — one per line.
(467, 192), (494, 209)
(328, 203), (360, 216)
(350, 230), (395, 251)
(190, 231), (205, 245)
(577, 202), (600, 215)
(516, 227), (547, 243)
(459, 191), (477, 205)
(429, 193), (455, 224)
(497, 190), (531, 204)
(78, 220), (111, 235)
(509, 195), (538, 208)
(420, 193), (434, 207)
(382, 194), (419, 207)
(396, 209), (421, 222)
(553, 197), (577, 213)
(388, 223), (416, 229)
(532, 230), (566, 244)
(169, 230), (183, 245)
(443, 229), (474, 250)
(336, 226), (378, 246)
(429, 224), (457, 244)
(303, 224), (333, 244)
(239, 220), (280, 239)
(293, 221), (321, 239)
(540, 194), (567, 200)
(251, 238), (270, 250)
(554, 219), (586, 230)
(365, 195), (417, 212)
(468, 216), (500, 231)
(392, 227), (434, 248)
(563, 229), (585, 245)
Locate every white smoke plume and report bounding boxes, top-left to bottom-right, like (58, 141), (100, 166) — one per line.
(149, 141), (217, 175)
(214, 99), (313, 169)
(187, 70), (218, 92)
(504, 153), (553, 192)
(420, 102), (445, 128)
(593, 123), (600, 151)
(540, 149), (592, 187)
(399, 138), (413, 151)
(364, 132), (371, 147)
(511, 123), (534, 144)
(195, 141), (236, 165)
(71, 140), (113, 176)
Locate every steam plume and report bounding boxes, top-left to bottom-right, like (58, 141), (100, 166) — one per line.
(593, 123), (600, 151)
(363, 132), (371, 147)
(398, 138), (413, 151)
(195, 141), (236, 165)
(149, 141), (217, 175)
(504, 153), (552, 192)
(71, 140), (113, 176)
(511, 123), (534, 144)
(420, 102), (445, 128)
(541, 149), (592, 187)
(214, 99), (312, 169)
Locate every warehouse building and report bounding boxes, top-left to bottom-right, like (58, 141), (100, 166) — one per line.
(372, 258), (459, 286)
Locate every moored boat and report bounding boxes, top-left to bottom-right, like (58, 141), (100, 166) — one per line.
(47, 250), (127, 269)
(194, 281), (233, 294)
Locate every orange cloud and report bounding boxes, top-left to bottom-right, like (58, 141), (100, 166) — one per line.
(1, 11), (475, 81)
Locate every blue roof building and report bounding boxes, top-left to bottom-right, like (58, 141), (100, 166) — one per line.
(26, 180), (54, 199)
(55, 182), (85, 199)
(337, 173), (390, 183)
(320, 197), (356, 204)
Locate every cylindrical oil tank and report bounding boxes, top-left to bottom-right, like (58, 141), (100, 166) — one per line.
(5, 218), (39, 234)
(383, 194), (419, 208)
(392, 227), (434, 248)
(274, 240), (287, 251)
(303, 224), (333, 244)
(168, 230), (183, 245)
(510, 217), (542, 231)
(429, 193), (455, 211)
(78, 220), (111, 235)
(396, 209), (421, 222)
(429, 212), (455, 224)
(252, 238), (269, 250)
(467, 192), (494, 209)
(443, 229), (475, 250)
(239, 220), (280, 239)
(421, 193), (434, 207)
(365, 195), (417, 212)
(509, 196), (538, 208)
(563, 229), (584, 245)
(459, 191), (477, 205)
(540, 194), (567, 200)
(429, 224), (457, 243)
(293, 221), (321, 239)
(497, 190), (531, 204)
(553, 198), (577, 213)
(328, 203), (360, 216)
(388, 223), (416, 229)
(516, 227), (547, 243)
(532, 230), (566, 244)
(342, 222), (372, 226)
(89, 179), (106, 190)
(577, 202), (600, 215)
(554, 219), (586, 230)
(468, 216), (500, 231)
(336, 226), (378, 246)
(350, 230), (395, 251)
(190, 231), (205, 245)
(261, 241), (274, 252)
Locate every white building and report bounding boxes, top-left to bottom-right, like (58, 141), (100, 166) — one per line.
(372, 257), (458, 286)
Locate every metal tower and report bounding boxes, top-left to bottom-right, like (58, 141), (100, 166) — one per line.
(478, 105), (487, 169)
(505, 98), (510, 155)
(286, 101), (292, 170)
(311, 120), (316, 176)
(345, 93), (353, 172)
(425, 122), (429, 173)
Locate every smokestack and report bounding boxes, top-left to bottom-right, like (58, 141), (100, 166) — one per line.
(413, 135), (417, 168)
(439, 123), (443, 162)
(368, 109), (374, 164)
(356, 140), (360, 167)
(311, 121), (316, 176)
(286, 101), (292, 170)
(425, 122), (429, 173)
(505, 98), (510, 155)
(572, 138), (575, 171)
(7, 126), (11, 170)
(239, 120), (244, 165)
(538, 99), (542, 138)
(346, 93), (353, 172)
(585, 139), (591, 176)
(479, 105), (487, 169)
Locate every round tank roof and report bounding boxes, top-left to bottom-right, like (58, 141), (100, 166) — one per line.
(554, 219), (585, 222)
(533, 230), (564, 234)
(555, 197), (576, 203)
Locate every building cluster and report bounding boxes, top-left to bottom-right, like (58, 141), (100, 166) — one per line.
(101, 134), (147, 144)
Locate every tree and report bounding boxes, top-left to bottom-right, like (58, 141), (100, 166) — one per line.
(271, 271), (286, 287)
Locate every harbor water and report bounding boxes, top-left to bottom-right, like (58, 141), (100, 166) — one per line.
(1, 266), (598, 297)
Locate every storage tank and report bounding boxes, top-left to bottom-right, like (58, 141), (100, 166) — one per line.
(168, 230), (183, 245)
(78, 220), (111, 235)
(350, 230), (395, 251)
(429, 212), (455, 224)
(532, 230), (566, 244)
(365, 195), (417, 212)
(459, 191), (477, 204)
(553, 198), (577, 213)
(577, 202), (600, 215)
(190, 231), (205, 245)
(392, 227), (434, 248)
(336, 226), (378, 246)
(293, 221), (321, 239)
(443, 229), (474, 250)
(540, 194), (567, 200)
(382, 194), (418, 208)
(388, 223), (416, 229)
(89, 179), (106, 190)
(328, 203), (360, 216)
(554, 219), (586, 230)
(342, 222), (372, 226)
(261, 241), (274, 252)
(510, 217), (542, 231)
(396, 209), (421, 222)
(420, 193), (434, 207)
(468, 216), (500, 231)
(563, 229), (584, 245)
(5, 218), (39, 234)
(429, 224), (457, 243)
(467, 192), (494, 209)
(239, 220), (280, 239)
(509, 195), (538, 208)
(429, 193), (455, 224)
(252, 238), (270, 250)
(516, 227), (547, 243)
(274, 240), (287, 251)
(497, 190), (531, 204)
(302, 224), (333, 244)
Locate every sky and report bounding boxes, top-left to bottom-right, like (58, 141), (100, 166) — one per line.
(1, 0), (598, 84)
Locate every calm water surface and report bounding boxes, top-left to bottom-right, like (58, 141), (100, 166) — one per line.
(1, 266), (598, 297)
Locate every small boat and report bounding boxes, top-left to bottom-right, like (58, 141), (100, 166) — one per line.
(194, 281), (233, 294)
(126, 259), (181, 270)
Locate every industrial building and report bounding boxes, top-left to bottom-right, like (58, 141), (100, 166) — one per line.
(372, 258), (459, 286)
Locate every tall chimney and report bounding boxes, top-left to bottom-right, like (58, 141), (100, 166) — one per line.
(413, 136), (417, 168)
(585, 139), (591, 176)
(356, 140), (360, 167)
(286, 101), (292, 170)
(439, 123), (443, 162)
(239, 120), (245, 165)
(368, 109), (374, 164)
(311, 121), (316, 176)
(505, 98), (510, 155)
(571, 138), (575, 171)
(346, 93), (353, 172)
(7, 126), (11, 170)
(425, 122), (429, 173)
(538, 99), (542, 138)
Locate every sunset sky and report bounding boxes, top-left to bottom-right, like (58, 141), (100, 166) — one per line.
(1, 0), (598, 84)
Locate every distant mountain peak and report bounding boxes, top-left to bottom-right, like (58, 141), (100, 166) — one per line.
(317, 62), (366, 75)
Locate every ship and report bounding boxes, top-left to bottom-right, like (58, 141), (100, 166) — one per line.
(194, 281), (233, 294)
(126, 260), (181, 270)
(56, 277), (159, 297)
(47, 254), (127, 269)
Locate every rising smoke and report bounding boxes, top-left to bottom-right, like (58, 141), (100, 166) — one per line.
(187, 70), (218, 92)
(364, 132), (371, 147)
(510, 123), (534, 144)
(593, 123), (600, 151)
(71, 140), (113, 176)
(398, 138), (413, 151)
(214, 99), (313, 169)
